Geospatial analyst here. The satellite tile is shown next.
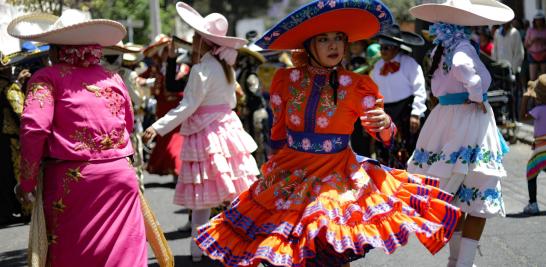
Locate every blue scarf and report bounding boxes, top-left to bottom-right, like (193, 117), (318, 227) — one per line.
(429, 22), (477, 73)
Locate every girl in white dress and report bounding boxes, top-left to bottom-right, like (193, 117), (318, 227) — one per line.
(408, 1), (514, 266)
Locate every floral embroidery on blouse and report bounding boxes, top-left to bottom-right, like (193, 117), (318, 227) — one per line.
(318, 85), (337, 117)
(339, 75), (352, 87)
(287, 75), (307, 117)
(337, 89), (348, 101)
(362, 95), (376, 110)
(25, 82), (54, 108)
(271, 94), (282, 106)
(289, 114), (302, 126)
(271, 94), (283, 124)
(71, 127), (126, 152)
(289, 69), (301, 82)
(316, 116), (329, 128)
(84, 83), (125, 117)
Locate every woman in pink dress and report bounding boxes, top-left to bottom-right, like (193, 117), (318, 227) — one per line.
(525, 12), (546, 81)
(142, 2), (259, 262)
(10, 10), (147, 266)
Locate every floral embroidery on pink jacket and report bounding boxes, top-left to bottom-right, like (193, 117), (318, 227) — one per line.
(19, 63), (134, 192)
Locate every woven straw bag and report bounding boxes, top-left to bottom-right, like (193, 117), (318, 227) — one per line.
(27, 174), (47, 267)
(139, 192), (174, 267)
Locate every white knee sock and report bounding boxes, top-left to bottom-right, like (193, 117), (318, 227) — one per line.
(191, 209), (211, 258)
(455, 237), (479, 267)
(447, 231), (462, 267)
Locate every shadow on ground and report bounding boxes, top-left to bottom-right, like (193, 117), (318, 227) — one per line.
(144, 182), (176, 189)
(506, 211), (546, 218)
(0, 248), (26, 267)
(163, 230), (191, 240)
(148, 255), (223, 267)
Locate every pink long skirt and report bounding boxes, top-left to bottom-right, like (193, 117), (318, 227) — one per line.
(42, 157), (147, 267)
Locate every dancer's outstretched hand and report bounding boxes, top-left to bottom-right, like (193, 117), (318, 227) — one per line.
(142, 126), (158, 144)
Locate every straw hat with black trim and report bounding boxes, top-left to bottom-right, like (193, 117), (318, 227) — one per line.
(143, 34), (171, 57)
(238, 46), (266, 64)
(1, 42), (49, 67)
(104, 41), (142, 55)
(104, 42), (144, 66)
(376, 24), (424, 53)
(410, 0), (514, 26)
(528, 74), (546, 105)
(255, 0), (394, 50)
(7, 9), (126, 46)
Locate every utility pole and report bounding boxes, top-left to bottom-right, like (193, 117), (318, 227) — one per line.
(149, 0), (161, 41)
(121, 17), (144, 43)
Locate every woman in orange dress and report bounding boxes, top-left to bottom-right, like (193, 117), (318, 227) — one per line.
(196, 1), (461, 266)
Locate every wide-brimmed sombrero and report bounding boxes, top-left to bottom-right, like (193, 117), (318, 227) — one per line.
(255, 0), (394, 50)
(104, 41), (142, 55)
(1, 42), (49, 66)
(410, 0), (514, 26)
(377, 24), (424, 47)
(143, 34), (171, 57)
(7, 9), (126, 46)
(238, 46), (266, 64)
(528, 74), (546, 105)
(175, 2), (247, 49)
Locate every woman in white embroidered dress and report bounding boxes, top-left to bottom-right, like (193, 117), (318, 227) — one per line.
(408, 1), (514, 266)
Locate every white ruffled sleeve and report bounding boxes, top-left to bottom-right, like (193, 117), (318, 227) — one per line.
(451, 48), (484, 103)
(152, 64), (208, 136)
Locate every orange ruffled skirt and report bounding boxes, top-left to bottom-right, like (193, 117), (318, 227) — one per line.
(196, 148), (460, 267)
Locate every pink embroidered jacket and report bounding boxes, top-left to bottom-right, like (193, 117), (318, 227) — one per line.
(19, 63), (134, 192)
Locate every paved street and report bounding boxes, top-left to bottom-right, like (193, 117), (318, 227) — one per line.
(1, 142), (545, 267)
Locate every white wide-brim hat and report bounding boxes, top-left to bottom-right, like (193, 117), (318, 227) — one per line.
(175, 2), (247, 49)
(410, 0), (514, 26)
(7, 9), (126, 46)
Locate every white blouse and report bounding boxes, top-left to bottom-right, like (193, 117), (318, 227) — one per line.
(152, 52), (237, 136)
(371, 53), (427, 117)
(430, 40), (491, 103)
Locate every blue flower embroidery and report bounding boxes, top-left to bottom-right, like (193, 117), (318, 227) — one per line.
(457, 186), (475, 205)
(414, 149), (429, 165)
(448, 151), (460, 164)
(481, 188), (501, 207)
(459, 147), (473, 163)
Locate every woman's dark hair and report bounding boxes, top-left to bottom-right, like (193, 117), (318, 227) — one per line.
(478, 27), (493, 41)
(533, 17), (545, 29)
(429, 45), (444, 76)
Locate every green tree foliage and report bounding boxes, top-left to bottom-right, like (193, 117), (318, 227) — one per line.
(89, 0), (151, 45)
(381, 0), (416, 23)
(7, 0), (90, 15)
(7, 0), (277, 44)
(182, 0), (276, 35)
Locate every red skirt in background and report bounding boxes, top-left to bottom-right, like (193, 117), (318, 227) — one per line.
(146, 127), (183, 176)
